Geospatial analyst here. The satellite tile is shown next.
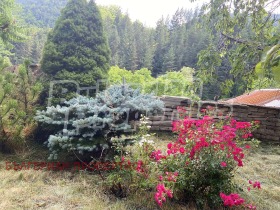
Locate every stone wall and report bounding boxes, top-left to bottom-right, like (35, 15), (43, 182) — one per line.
(149, 96), (280, 143)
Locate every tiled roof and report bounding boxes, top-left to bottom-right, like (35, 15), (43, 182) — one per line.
(226, 89), (280, 107)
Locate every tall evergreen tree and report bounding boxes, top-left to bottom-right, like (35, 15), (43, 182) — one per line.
(170, 8), (187, 70)
(142, 31), (155, 70)
(107, 25), (120, 66)
(1, 0), (27, 58)
(163, 45), (176, 71)
(40, 0), (110, 86)
(152, 17), (169, 76)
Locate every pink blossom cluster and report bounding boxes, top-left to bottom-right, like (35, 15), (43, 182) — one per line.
(177, 106), (188, 118)
(150, 150), (166, 161)
(246, 203), (257, 209)
(219, 192), (257, 209)
(159, 171), (179, 182)
(220, 192), (245, 207)
(171, 116), (253, 166)
(154, 183), (173, 206)
(220, 161), (227, 167)
(167, 142), (186, 155)
(248, 180), (261, 190)
(136, 160), (144, 173)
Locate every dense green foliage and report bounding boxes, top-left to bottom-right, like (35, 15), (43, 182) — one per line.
(10, 28), (49, 64)
(35, 85), (164, 159)
(16, 0), (68, 28)
(0, 0), (27, 48)
(9, 0), (67, 64)
(0, 1), (40, 152)
(0, 61), (42, 152)
(1, 0), (28, 65)
(13, 1), (212, 98)
(108, 66), (200, 99)
(193, 0), (280, 96)
(41, 0), (110, 86)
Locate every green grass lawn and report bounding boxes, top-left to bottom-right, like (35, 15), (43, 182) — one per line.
(0, 136), (279, 210)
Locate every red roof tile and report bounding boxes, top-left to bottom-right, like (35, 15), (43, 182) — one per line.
(226, 89), (280, 106)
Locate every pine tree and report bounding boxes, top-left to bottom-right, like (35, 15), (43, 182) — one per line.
(152, 17), (169, 76)
(170, 9), (187, 70)
(163, 45), (176, 71)
(41, 0), (110, 86)
(1, 0), (27, 59)
(108, 25), (120, 66)
(35, 84), (164, 159)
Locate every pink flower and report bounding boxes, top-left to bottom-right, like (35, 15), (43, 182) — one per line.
(248, 180), (261, 189)
(201, 109), (206, 113)
(221, 162), (227, 167)
(167, 143), (172, 149)
(179, 147), (185, 154)
(220, 192), (245, 207)
(136, 160), (144, 173)
(154, 183), (173, 206)
(245, 144), (251, 149)
(166, 189), (173, 198)
(253, 181), (261, 189)
(246, 204), (257, 209)
(153, 115), (257, 208)
(150, 150), (166, 161)
(167, 149), (172, 155)
(237, 160), (243, 167)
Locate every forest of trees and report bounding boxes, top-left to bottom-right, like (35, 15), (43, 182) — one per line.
(5, 0), (280, 99)
(14, 1), (208, 71)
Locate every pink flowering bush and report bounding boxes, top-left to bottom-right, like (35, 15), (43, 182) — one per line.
(150, 109), (260, 209)
(105, 108), (261, 209)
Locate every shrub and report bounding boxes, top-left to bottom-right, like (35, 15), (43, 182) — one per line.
(0, 60), (42, 152)
(0, 68), (21, 152)
(35, 85), (164, 159)
(150, 111), (260, 209)
(108, 107), (261, 209)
